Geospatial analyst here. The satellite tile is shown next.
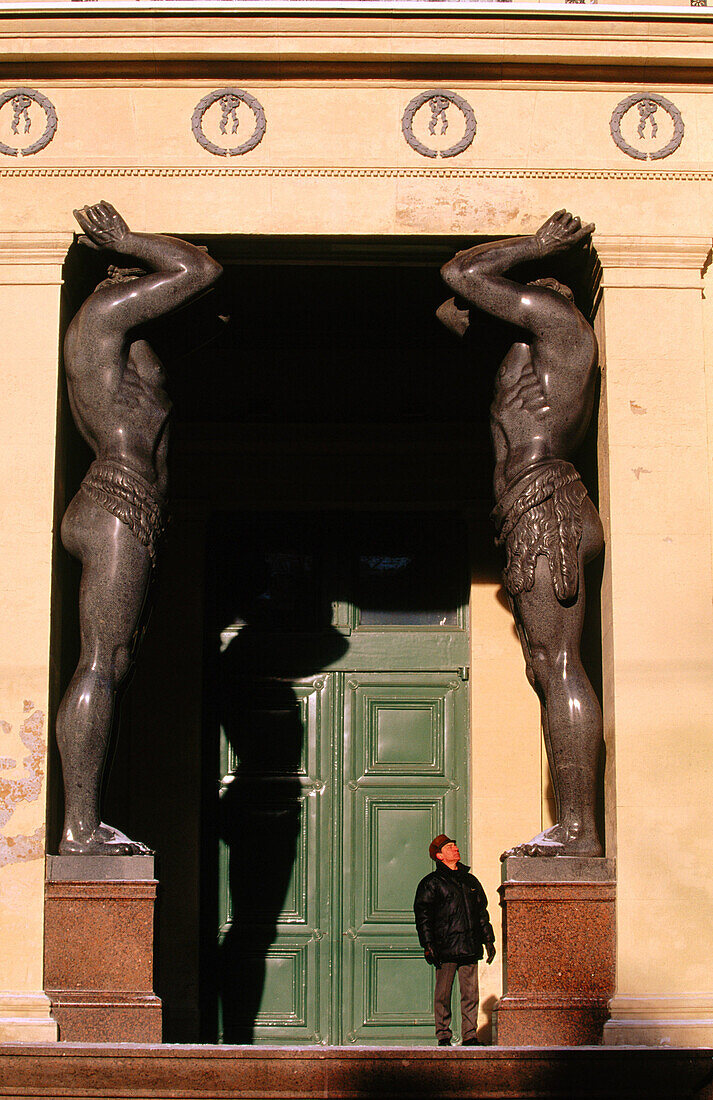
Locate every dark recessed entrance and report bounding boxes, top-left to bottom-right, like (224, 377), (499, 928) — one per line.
(52, 235), (599, 1044)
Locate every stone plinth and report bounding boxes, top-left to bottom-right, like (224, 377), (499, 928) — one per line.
(44, 856), (161, 1043)
(494, 857), (616, 1047)
(1, 1044), (713, 1100)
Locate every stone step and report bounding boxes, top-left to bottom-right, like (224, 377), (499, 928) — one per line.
(0, 1044), (712, 1099)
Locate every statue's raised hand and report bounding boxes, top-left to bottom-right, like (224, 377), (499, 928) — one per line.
(535, 210), (595, 257)
(74, 201), (130, 250)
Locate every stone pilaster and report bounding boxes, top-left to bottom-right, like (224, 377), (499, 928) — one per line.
(595, 236), (713, 1047)
(0, 233), (69, 1042)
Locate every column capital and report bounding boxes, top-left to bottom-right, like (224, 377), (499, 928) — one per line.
(595, 235), (711, 290)
(0, 233), (70, 285)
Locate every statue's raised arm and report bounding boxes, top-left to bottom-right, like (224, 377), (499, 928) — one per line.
(56, 202), (222, 857)
(73, 201), (221, 331)
(440, 210), (595, 336)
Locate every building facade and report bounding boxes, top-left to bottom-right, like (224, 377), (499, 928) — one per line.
(0, 0), (712, 1049)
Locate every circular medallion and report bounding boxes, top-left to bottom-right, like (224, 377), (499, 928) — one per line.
(610, 93), (684, 161)
(191, 88), (266, 157)
(0, 88), (57, 157)
(401, 90), (477, 159)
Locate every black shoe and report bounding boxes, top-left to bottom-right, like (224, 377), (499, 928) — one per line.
(461, 1038), (482, 1046)
(438, 1039), (451, 1046)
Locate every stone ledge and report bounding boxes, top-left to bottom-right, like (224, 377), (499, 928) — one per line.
(46, 855), (156, 881)
(502, 856), (616, 884)
(604, 994), (713, 1048)
(0, 1044), (712, 1099)
(0, 994), (57, 1044)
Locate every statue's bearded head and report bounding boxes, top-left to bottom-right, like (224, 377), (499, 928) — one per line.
(528, 277), (574, 302)
(94, 265), (146, 292)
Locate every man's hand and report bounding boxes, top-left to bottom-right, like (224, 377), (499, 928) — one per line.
(424, 946), (441, 969)
(535, 210), (595, 257)
(74, 201), (130, 250)
(486, 943), (496, 965)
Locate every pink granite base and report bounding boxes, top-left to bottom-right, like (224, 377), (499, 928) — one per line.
(495, 863), (616, 1047)
(44, 864), (161, 1043)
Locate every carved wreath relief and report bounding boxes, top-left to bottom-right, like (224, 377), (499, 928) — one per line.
(191, 88), (267, 157)
(610, 93), (684, 160)
(401, 90), (477, 159)
(0, 84), (687, 166)
(0, 88), (57, 157)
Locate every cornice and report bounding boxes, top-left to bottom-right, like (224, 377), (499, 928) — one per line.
(0, 233), (69, 264)
(0, 0), (712, 17)
(595, 234), (711, 289)
(0, 233), (68, 283)
(595, 235), (711, 269)
(0, 12), (713, 72)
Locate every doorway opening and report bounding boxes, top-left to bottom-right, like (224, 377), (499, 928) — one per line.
(49, 234), (602, 1044)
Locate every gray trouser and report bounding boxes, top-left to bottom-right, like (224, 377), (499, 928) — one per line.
(434, 961), (479, 1042)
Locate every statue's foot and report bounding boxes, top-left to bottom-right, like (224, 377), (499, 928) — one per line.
(501, 823), (602, 860)
(59, 822), (153, 856)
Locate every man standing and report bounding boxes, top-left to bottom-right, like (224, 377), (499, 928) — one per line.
(438, 211), (604, 859)
(414, 835), (495, 1047)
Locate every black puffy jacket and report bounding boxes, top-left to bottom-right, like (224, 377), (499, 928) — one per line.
(413, 861), (494, 963)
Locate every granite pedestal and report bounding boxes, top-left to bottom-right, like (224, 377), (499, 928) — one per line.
(44, 855), (162, 1042)
(494, 857), (616, 1047)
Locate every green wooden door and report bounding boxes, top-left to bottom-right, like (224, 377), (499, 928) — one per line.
(210, 512), (469, 1044)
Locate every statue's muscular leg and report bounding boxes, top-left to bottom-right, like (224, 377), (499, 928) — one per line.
(503, 498), (604, 858)
(57, 494), (153, 855)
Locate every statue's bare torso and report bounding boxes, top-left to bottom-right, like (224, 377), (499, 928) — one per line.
(490, 326), (597, 499)
(64, 321), (171, 496)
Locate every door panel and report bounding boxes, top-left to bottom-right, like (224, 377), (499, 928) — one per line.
(350, 945), (435, 1033)
(217, 673), (332, 1043)
(342, 672), (467, 1043)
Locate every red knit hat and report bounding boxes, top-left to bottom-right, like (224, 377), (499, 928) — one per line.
(429, 834), (455, 861)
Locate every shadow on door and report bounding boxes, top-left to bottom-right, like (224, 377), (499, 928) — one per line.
(209, 525), (348, 1043)
(201, 510), (469, 1045)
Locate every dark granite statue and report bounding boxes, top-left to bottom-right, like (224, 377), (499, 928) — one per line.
(56, 201), (222, 855)
(439, 210), (604, 857)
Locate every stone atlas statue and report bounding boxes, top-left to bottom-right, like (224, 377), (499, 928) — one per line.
(56, 201), (222, 855)
(439, 210), (604, 857)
